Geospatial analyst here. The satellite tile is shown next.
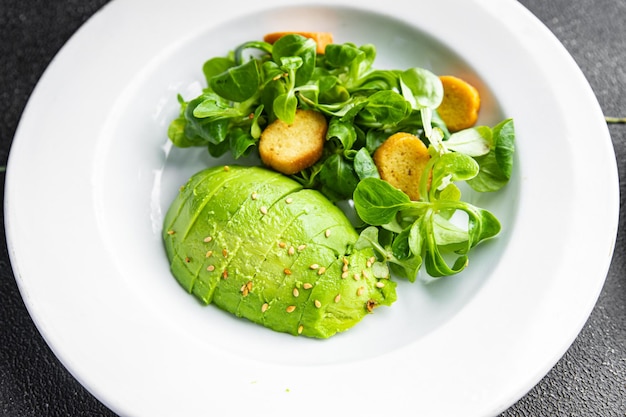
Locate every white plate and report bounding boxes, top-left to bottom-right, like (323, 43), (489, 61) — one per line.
(5, 0), (619, 416)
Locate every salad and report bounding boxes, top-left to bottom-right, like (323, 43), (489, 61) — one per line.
(166, 31), (515, 283)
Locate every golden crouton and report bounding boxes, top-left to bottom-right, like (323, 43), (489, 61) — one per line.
(437, 75), (481, 132)
(373, 132), (431, 201)
(259, 109), (327, 175)
(263, 31), (333, 54)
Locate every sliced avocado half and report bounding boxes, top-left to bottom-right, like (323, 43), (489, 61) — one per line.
(163, 165), (397, 338)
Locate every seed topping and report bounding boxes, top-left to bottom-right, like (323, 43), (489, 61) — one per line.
(288, 246), (295, 255)
(241, 281), (253, 297)
(286, 305), (296, 313)
(251, 192), (258, 200)
(334, 294), (341, 303)
(203, 236), (213, 243)
(357, 286), (365, 296)
(325, 229), (331, 238)
(167, 230), (175, 235)
(222, 248), (229, 258)
(260, 206), (268, 215)
(285, 197), (293, 204)
(292, 288), (299, 297)
(376, 281), (386, 288)
(297, 244), (307, 251)
(284, 268), (292, 275)
(261, 303), (269, 313)
(314, 299), (322, 308)
(297, 325), (304, 334)
(303, 283), (313, 290)
(205, 250), (213, 258)
(309, 263), (319, 270)
(207, 265), (215, 272)
(317, 267), (326, 275)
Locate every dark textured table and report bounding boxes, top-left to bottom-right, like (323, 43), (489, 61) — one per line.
(1, 1), (624, 416)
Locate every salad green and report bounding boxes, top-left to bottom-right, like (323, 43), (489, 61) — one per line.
(167, 33), (516, 281)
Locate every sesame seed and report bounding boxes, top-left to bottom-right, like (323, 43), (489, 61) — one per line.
(241, 281), (252, 296)
(342, 264), (349, 273)
(207, 265), (215, 272)
(285, 197), (293, 204)
(362, 270), (370, 279)
(203, 236), (213, 243)
(314, 299), (322, 308)
(303, 283), (313, 290)
(293, 288), (299, 297)
(353, 273), (361, 281)
(342, 257), (349, 265)
(260, 206), (268, 215)
(278, 241), (286, 248)
(222, 249), (229, 258)
(366, 300), (377, 312)
(251, 192), (258, 200)
(284, 268), (292, 275)
(223, 165), (230, 171)
(298, 325), (304, 334)
(334, 294), (341, 303)
(167, 230), (175, 235)
(222, 270), (228, 279)
(185, 257), (191, 263)
(325, 229), (331, 238)
(341, 271), (349, 279)
(205, 250), (213, 258)
(369, 256), (376, 265)
(262, 303), (269, 312)
(357, 286), (365, 296)
(317, 267), (326, 275)
(288, 246), (295, 255)
(309, 264), (319, 270)
(286, 305), (296, 313)
(376, 281), (385, 288)
(297, 244), (306, 251)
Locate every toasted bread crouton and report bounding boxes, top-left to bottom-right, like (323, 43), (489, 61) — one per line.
(259, 109), (327, 175)
(373, 132), (431, 201)
(437, 75), (481, 132)
(263, 31), (333, 54)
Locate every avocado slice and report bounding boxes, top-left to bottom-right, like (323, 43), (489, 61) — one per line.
(163, 165), (397, 338)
